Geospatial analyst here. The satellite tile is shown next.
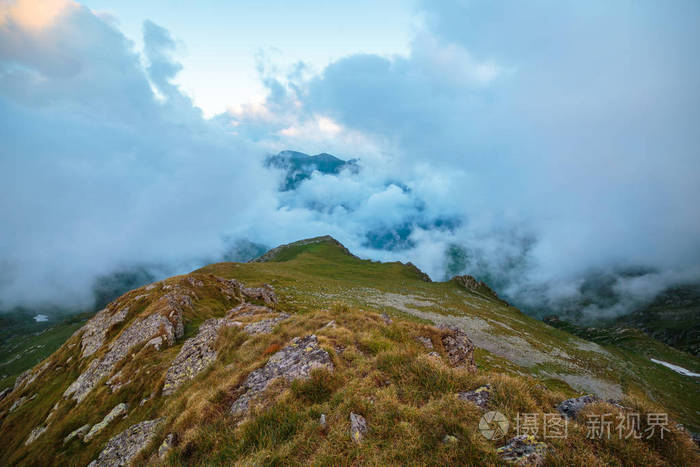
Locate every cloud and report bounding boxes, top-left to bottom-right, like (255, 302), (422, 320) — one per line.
(1, 0), (699, 323)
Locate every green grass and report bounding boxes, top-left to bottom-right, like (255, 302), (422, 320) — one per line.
(1, 236), (698, 466)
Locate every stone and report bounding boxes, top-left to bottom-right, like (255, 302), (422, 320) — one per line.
(84, 403), (129, 442)
(557, 395), (599, 419)
(350, 412), (367, 443)
(13, 369), (37, 391)
(227, 303), (274, 318)
(427, 351), (441, 359)
(65, 295), (187, 403)
(319, 414), (327, 429)
(87, 418), (163, 467)
(162, 318), (238, 396)
(158, 432), (176, 459)
(443, 434), (458, 443)
(381, 312), (392, 324)
(230, 335), (333, 415)
(416, 336), (434, 349)
(438, 325), (477, 372)
(229, 279), (278, 307)
(9, 396), (26, 412)
(80, 306), (130, 359)
(322, 320), (336, 329)
(243, 313), (290, 335)
(25, 425), (48, 445)
(458, 384), (492, 410)
(451, 275), (501, 300)
(0, 387), (10, 401)
(496, 435), (548, 465)
(64, 424), (91, 444)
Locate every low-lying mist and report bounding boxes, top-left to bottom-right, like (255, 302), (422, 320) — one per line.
(2, 0), (699, 326)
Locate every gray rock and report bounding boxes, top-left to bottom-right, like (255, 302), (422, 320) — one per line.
(230, 335), (333, 415)
(80, 306), (129, 359)
(438, 324), (477, 372)
(9, 396), (26, 412)
(158, 432), (176, 459)
(443, 434), (458, 443)
(0, 387), (10, 401)
(162, 317), (238, 396)
(496, 435), (548, 466)
(458, 384), (491, 410)
(319, 414), (327, 429)
(65, 294), (188, 403)
(227, 303), (274, 318)
(381, 312), (393, 324)
(64, 423), (91, 444)
(557, 395), (598, 419)
(87, 418), (164, 467)
(243, 313), (290, 335)
(322, 320), (336, 329)
(229, 280), (278, 307)
(427, 351), (441, 359)
(84, 403), (129, 442)
(350, 412), (367, 443)
(25, 424), (48, 445)
(416, 336), (434, 349)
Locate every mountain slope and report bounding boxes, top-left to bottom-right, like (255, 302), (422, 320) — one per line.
(0, 237), (698, 465)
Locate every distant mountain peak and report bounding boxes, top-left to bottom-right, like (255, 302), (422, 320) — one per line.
(265, 150), (359, 191)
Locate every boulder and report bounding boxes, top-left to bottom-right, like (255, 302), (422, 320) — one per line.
(87, 418), (164, 467)
(381, 313), (392, 324)
(438, 325), (477, 372)
(65, 295), (187, 403)
(557, 395), (599, 419)
(9, 396), (26, 413)
(230, 335), (333, 415)
(80, 306), (129, 359)
(25, 425), (48, 445)
(162, 318), (238, 396)
(64, 424), (91, 444)
(84, 403), (129, 442)
(243, 313), (290, 335)
(350, 413), (367, 443)
(158, 432), (176, 459)
(496, 435), (548, 465)
(458, 384), (491, 410)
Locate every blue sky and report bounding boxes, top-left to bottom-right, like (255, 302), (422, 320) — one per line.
(1, 0), (699, 320)
(77, 0), (417, 116)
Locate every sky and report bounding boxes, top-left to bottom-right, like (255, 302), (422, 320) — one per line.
(1, 0), (699, 321)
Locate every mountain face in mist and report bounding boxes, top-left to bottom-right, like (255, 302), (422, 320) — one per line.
(1, 236), (698, 465)
(265, 150), (359, 191)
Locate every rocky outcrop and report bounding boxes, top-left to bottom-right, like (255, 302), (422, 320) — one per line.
(80, 306), (130, 359)
(438, 325), (477, 372)
(65, 295), (187, 403)
(243, 313), (290, 335)
(240, 283), (278, 307)
(25, 425), (48, 445)
(497, 435), (547, 465)
(458, 384), (491, 410)
(0, 387), (10, 401)
(13, 370), (37, 392)
(556, 395), (598, 419)
(84, 403), (128, 442)
(64, 424), (91, 444)
(163, 318), (237, 396)
(350, 413), (367, 443)
(158, 433), (176, 459)
(451, 275), (502, 301)
(87, 418), (163, 467)
(9, 396), (26, 413)
(230, 335), (333, 415)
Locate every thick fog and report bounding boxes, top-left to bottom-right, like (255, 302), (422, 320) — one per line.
(2, 0), (699, 321)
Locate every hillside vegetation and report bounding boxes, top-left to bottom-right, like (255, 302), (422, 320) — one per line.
(0, 236), (697, 466)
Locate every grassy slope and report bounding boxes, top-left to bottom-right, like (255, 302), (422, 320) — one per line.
(0, 236), (697, 466)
